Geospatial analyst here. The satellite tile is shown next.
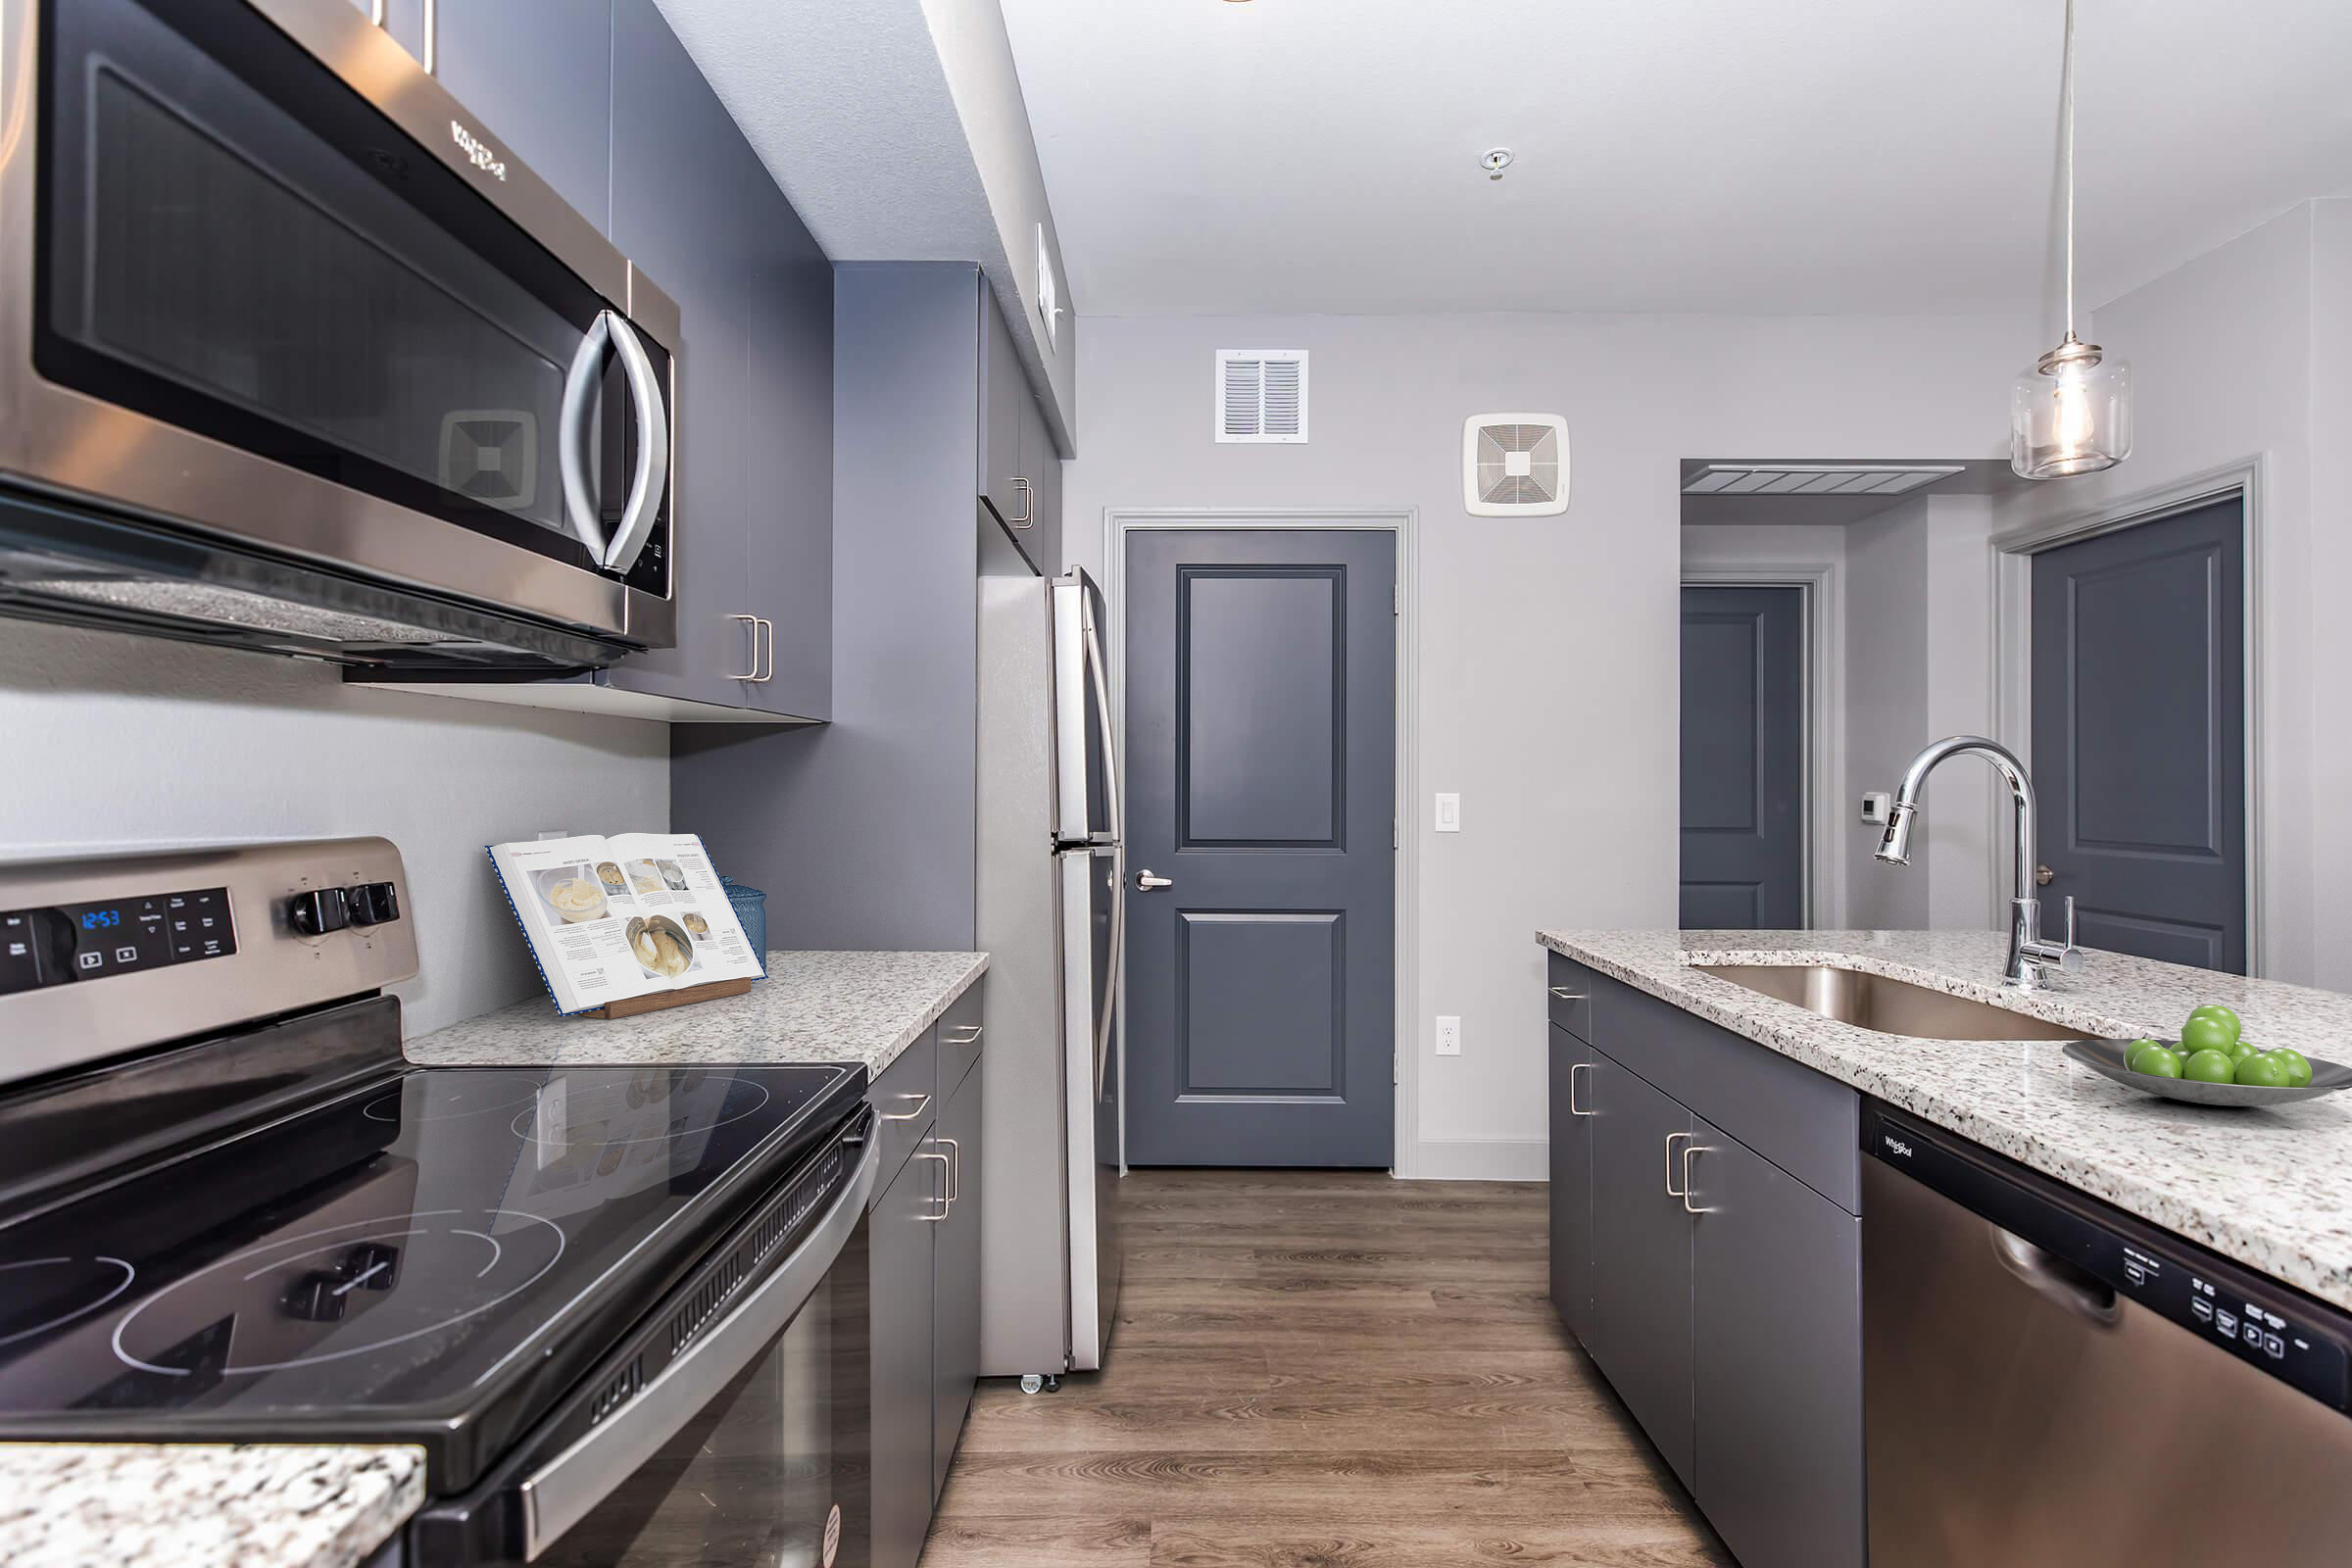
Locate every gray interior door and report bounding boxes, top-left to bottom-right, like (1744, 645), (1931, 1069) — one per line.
(1681, 586), (1805, 928)
(2031, 499), (2246, 972)
(1122, 529), (1396, 1167)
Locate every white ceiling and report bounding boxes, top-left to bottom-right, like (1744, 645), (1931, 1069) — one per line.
(998, 0), (2352, 318)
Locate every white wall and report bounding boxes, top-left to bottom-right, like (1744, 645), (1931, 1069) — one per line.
(1065, 309), (2027, 1176)
(2309, 203), (2352, 980)
(1989, 203), (2334, 986)
(1918, 493), (2000, 931)
(0, 622), (668, 1036)
(1843, 500), (1933, 928)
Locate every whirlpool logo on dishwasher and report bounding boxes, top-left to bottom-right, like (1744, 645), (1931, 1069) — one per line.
(450, 120), (508, 181)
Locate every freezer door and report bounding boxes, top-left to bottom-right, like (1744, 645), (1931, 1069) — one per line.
(1060, 845), (1125, 1370)
(1052, 570), (1116, 845)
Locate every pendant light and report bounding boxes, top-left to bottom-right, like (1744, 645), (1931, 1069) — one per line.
(2011, 0), (2131, 478)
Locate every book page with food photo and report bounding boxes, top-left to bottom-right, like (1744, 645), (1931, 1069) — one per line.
(488, 831), (765, 1013)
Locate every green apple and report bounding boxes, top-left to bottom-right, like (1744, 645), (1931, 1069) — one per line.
(2181, 1049), (2237, 1085)
(2185, 1004), (2242, 1046)
(2180, 1014), (2239, 1056)
(2270, 1048), (2315, 1089)
(2233, 1053), (2291, 1089)
(2131, 1046), (2184, 1080)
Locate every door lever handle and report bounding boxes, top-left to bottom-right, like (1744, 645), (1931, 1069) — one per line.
(1134, 869), (1173, 891)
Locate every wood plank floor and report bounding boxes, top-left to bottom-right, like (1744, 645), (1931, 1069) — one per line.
(922, 1170), (1729, 1568)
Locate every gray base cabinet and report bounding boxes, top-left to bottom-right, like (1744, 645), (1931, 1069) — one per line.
(865, 996), (987, 1568)
(1546, 1025), (1594, 1344)
(1545, 954), (1863, 1568)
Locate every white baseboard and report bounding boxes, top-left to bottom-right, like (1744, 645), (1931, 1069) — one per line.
(1409, 1138), (1547, 1182)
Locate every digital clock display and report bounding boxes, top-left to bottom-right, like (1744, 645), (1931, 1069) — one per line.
(79, 907), (122, 931)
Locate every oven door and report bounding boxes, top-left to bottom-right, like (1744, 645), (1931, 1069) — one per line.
(418, 1124), (878, 1568)
(0, 0), (678, 650)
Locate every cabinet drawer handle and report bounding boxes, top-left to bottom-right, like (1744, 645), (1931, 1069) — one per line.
(935, 1135), (959, 1204)
(1663, 1131), (1690, 1197)
(944, 1025), (984, 1047)
(1009, 476), (1033, 526)
(752, 616), (775, 683)
(1681, 1146), (1717, 1215)
(915, 1150), (950, 1220)
(882, 1093), (931, 1123)
(1549, 987), (1587, 1002)
(1566, 1060), (1592, 1116)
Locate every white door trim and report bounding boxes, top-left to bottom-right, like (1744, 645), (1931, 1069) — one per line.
(1102, 507), (1421, 1178)
(1986, 456), (2267, 972)
(1678, 565), (1846, 930)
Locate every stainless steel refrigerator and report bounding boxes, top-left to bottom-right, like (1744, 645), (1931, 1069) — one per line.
(975, 565), (1126, 1381)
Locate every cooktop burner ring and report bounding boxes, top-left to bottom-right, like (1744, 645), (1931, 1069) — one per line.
(361, 1072), (548, 1124)
(0, 1256), (137, 1348)
(109, 1208), (566, 1378)
(508, 1078), (774, 1149)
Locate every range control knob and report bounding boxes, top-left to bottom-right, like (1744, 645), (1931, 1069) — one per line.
(287, 887), (350, 937)
(346, 882), (400, 926)
(282, 1270), (350, 1322)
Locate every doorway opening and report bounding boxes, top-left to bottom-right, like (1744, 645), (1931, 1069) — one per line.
(1104, 510), (1412, 1173)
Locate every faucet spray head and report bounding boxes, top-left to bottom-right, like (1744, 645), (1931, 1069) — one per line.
(1875, 802), (1917, 865)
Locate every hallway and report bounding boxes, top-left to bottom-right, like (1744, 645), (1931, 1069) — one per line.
(922, 1169), (1729, 1566)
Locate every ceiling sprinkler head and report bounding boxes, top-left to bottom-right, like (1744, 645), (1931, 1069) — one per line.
(1480, 147), (1513, 180)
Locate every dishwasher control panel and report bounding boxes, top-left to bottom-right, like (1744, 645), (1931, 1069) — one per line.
(1866, 1103), (2352, 1412)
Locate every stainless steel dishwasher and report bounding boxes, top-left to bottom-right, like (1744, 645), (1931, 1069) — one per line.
(1862, 1103), (2352, 1566)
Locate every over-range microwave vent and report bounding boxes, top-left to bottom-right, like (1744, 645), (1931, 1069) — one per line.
(17, 578), (455, 646)
(1215, 350), (1307, 443)
(1681, 464), (1964, 497)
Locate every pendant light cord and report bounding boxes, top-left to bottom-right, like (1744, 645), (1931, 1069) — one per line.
(2061, 0), (2078, 340)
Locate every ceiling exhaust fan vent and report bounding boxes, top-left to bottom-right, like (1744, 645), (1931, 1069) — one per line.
(1463, 414), (1569, 516)
(1215, 350), (1307, 443)
(1681, 464), (1964, 498)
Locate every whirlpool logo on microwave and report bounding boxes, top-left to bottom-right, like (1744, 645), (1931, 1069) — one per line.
(450, 120), (508, 182)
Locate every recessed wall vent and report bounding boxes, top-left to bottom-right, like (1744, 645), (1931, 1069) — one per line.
(1463, 414), (1570, 516)
(1215, 350), (1307, 443)
(1680, 464), (1964, 497)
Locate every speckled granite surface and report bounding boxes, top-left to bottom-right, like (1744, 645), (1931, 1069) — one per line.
(0, 1445), (422, 1568)
(406, 949), (988, 1073)
(1540, 928), (2352, 1310)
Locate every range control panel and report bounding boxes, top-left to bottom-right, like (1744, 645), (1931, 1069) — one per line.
(0, 838), (417, 1089)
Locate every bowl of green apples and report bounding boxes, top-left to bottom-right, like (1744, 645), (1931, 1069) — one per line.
(2065, 1005), (2352, 1106)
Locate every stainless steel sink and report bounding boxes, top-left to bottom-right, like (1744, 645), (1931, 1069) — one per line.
(1692, 964), (2084, 1042)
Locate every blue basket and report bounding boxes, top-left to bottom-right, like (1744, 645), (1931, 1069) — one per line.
(721, 876), (767, 973)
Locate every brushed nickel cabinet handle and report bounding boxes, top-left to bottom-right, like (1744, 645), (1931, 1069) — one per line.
(936, 1136), (959, 1204)
(1664, 1132), (1691, 1197)
(944, 1025), (984, 1046)
(1681, 1146), (1717, 1215)
(727, 613), (760, 680)
(1550, 986), (1587, 1002)
(915, 1149), (950, 1220)
(1009, 476), (1033, 526)
(1567, 1060), (1592, 1116)
(751, 616), (775, 682)
(881, 1093), (931, 1123)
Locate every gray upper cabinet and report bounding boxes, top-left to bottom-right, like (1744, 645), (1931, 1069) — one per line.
(976, 286), (1062, 575)
(1587, 1048), (1695, 1490)
(1547, 1025), (1595, 1345)
(604, 0), (829, 718)
(1690, 1116), (1865, 1568)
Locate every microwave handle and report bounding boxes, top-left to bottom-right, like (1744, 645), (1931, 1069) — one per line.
(556, 312), (671, 576)
(515, 1126), (880, 1559)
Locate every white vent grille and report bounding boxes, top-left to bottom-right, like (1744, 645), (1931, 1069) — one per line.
(1680, 464), (1964, 497)
(1462, 414), (1570, 516)
(1215, 350), (1307, 443)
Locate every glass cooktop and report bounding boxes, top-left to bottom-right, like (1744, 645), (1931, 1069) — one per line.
(0, 1063), (858, 1428)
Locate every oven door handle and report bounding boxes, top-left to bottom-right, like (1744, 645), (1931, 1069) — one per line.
(515, 1129), (881, 1560)
(556, 310), (671, 577)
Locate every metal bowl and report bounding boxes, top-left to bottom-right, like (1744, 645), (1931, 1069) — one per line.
(2064, 1037), (2352, 1107)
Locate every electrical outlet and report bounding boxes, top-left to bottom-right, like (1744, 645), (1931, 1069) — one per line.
(1434, 793), (1461, 833)
(1435, 1015), (1462, 1056)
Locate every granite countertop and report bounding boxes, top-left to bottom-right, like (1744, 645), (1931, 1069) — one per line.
(0, 1445), (423, 1568)
(406, 949), (988, 1075)
(1539, 928), (2352, 1311)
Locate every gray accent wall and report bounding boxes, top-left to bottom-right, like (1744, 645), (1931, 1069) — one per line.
(672, 264), (987, 951)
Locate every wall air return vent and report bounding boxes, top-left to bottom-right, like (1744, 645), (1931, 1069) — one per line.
(1215, 350), (1307, 443)
(1463, 414), (1570, 516)
(1680, 464), (1964, 497)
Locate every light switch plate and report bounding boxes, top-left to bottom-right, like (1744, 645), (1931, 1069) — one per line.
(1434, 793), (1461, 833)
(1435, 1015), (1461, 1056)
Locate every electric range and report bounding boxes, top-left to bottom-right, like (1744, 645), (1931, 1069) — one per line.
(0, 840), (876, 1565)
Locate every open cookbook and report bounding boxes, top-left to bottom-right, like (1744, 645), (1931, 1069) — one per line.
(488, 832), (765, 1013)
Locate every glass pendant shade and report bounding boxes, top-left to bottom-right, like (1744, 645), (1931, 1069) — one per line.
(2010, 336), (2131, 479)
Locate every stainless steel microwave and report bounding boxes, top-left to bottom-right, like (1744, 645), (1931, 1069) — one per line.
(0, 0), (680, 668)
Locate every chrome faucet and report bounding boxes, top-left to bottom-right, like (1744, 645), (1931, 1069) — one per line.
(1875, 735), (2079, 990)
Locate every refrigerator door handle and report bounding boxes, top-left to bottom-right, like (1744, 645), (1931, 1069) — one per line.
(1082, 606), (1127, 1116)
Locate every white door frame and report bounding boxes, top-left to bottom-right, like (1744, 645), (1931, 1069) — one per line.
(1678, 564), (1846, 930)
(1102, 507), (1420, 1177)
(1987, 455), (2267, 971)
